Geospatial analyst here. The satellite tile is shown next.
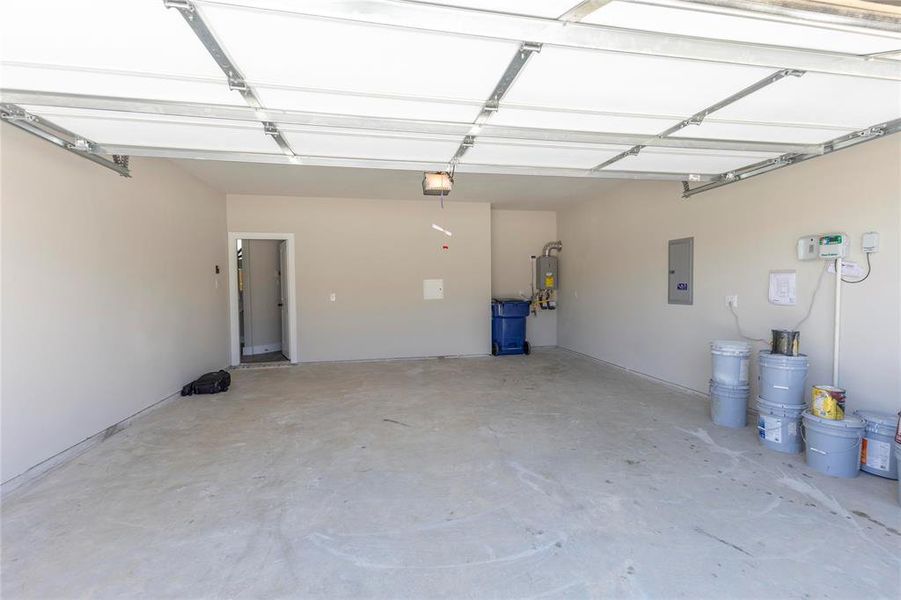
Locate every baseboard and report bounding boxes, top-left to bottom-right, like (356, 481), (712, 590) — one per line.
(555, 346), (708, 399)
(1, 364), (229, 497)
(556, 347), (763, 422)
(242, 342), (282, 356)
(299, 352), (490, 365)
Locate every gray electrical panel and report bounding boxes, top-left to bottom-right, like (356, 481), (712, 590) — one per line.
(668, 237), (693, 305)
(536, 255), (558, 290)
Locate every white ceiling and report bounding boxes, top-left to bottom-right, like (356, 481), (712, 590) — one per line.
(171, 159), (627, 210)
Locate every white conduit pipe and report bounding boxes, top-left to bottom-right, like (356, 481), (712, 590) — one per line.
(833, 257), (842, 387)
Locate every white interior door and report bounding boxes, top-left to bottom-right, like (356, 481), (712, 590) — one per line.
(278, 240), (290, 359)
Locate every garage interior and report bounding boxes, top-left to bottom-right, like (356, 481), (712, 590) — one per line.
(1, 0), (900, 598)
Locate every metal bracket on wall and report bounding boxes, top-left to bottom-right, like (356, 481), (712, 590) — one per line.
(163, 0), (300, 163)
(0, 103), (131, 177)
(590, 68), (806, 171)
(681, 117), (901, 197)
(449, 41), (542, 165)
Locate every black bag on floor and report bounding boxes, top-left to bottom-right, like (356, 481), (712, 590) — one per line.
(181, 370), (231, 396)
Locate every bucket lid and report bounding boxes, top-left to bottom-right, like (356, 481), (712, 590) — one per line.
(709, 379), (750, 391)
(802, 411), (865, 429)
(812, 385), (845, 393)
(853, 410), (899, 428)
(756, 396), (806, 410)
(711, 340), (751, 354)
(758, 350), (808, 362)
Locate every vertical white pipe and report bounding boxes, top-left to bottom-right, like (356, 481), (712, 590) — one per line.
(833, 257), (842, 386)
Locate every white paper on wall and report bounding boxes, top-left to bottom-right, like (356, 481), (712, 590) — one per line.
(768, 270), (797, 306)
(827, 260), (865, 278)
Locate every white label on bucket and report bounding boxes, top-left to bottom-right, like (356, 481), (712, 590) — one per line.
(862, 438), (891, 471)
(788, 421), (798, 436)
(739, 358), (749, 383)
(759, 415), (782, 443)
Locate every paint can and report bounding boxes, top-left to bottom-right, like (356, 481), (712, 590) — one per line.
(756, 397), (805, 454)
(810, 385), (846, 420)
(854, 410), (899, 480)
(709, 379), (749, 428)
(758, 351), (808, 406)
(771, 329), (800, 356)
(802, 411), (865, 478)
(710, 340), (752, 386)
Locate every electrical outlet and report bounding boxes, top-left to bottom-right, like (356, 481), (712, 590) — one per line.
(329, 292), (336, 302)
(725, 295), (738, 308)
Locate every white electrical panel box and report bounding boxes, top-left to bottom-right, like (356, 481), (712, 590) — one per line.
(818, 233), (849, 259)
(668, 237), (693, 305)
(797, 235), (819, 261)
(862, 231), (879, 253)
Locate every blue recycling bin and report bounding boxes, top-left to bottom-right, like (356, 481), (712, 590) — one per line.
(491, 299), (531, 356)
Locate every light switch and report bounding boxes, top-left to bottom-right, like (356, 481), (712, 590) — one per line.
(423, 279), (444, 300)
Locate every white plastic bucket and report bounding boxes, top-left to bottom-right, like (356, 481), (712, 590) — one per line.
(711, 340), (752, 386)
(894, 442), (901, 506)
(756, 397), (805, 454)
(709, 379), (750, 428)
(758, 351), (809, 406)
(854, 410), (898, 480)
(802, 411), (865, 478)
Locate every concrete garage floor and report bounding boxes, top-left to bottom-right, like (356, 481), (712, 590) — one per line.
(2, 350), (899, 599)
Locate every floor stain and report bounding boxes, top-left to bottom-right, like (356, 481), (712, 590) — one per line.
(693, 527), (753, 557)
(851, 511), (901, 536)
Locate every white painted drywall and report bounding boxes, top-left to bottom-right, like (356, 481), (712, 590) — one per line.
(1, 125), (229, 483)
(241, 239), (282, 354)
(227, 195), (491, 361)
(491, 209), (558, 347)
(557, 135), (901, 415)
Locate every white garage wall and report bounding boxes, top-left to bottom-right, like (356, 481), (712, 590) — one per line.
(558, 135), (901, 415)
(491, 209), (557, 347)
(1, 125), (229, 483)
(227, 195), (491, 362)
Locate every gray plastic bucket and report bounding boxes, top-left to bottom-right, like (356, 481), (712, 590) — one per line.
(802, 411), (865, 478)
(758, 351), (809, 405)
(756, 397), (805, 454)
(854, 410), (899, 480)
(711, 340), (752, 385)
(709, 380), (750, 428)
(894, 442), (901, 506)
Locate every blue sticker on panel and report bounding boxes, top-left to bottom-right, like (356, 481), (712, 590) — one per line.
(677, 283), (688, 290)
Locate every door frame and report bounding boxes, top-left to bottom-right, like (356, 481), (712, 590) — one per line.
(228, 232), (298, 366)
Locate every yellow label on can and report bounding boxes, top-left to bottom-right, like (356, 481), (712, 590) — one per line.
(545, 276), (554, 288)
(811, 387), (845, 420)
